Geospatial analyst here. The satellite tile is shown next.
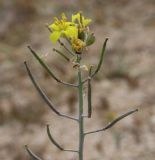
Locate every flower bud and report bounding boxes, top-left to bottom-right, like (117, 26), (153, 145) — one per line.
(86, 33), (95, 46)
(72, 38), (86, 53)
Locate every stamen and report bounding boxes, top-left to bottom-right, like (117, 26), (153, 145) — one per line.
(61, 13), (67, 22)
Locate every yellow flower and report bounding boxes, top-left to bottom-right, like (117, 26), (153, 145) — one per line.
(72, 12), (91, 27)
(72, 38), (86, 53)
(49, 13), (78, 43)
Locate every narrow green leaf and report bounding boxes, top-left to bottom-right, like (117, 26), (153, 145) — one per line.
(25, 145), (43, 160)
(46, 125), (63, 150)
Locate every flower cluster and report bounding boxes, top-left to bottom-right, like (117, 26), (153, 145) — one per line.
(49, 12), (95, 54)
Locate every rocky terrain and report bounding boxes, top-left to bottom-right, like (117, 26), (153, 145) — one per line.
(0, 0), (155, 160)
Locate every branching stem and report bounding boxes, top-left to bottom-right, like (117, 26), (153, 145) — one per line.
(25, 36), (139, 160)
(77, 55), (85, 160)
(27, 46), (77, 87)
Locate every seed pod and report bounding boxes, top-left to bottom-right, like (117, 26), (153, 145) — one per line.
(88, 66), (93, 118)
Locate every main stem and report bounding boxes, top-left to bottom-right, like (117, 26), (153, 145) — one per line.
(77, 55), (84, 160)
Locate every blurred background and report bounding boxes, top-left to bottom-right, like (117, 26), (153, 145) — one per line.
(0, 0), (155, 160)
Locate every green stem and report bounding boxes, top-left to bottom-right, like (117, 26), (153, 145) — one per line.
(77, 55), (84, 160)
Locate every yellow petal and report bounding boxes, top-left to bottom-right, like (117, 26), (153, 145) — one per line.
(50, 31), (61, 43)
(61, 13), (67, 21)
(49, 23), (59, 31)
(65, 22), (75, 26)
(83, 19), (91, 26)
(65, 26), (78, 39)
(72, 12), (91, 26)
(72, 13), (80, 22)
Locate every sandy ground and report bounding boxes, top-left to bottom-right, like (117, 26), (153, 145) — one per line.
(0, 0), (155, 160)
